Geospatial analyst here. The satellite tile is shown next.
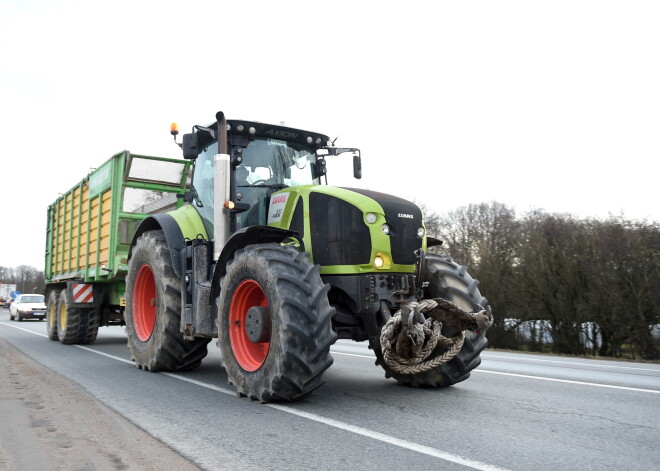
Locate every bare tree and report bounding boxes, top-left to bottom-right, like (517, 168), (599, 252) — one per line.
(419, 201), (659, 359)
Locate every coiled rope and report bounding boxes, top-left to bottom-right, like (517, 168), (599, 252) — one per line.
(379, 298), (493, 375)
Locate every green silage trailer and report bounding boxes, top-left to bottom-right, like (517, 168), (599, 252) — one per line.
(44, 151), (191, 344)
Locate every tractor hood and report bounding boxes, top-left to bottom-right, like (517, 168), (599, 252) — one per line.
(267, 185), (425, 274)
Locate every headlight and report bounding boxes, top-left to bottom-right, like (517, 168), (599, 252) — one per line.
(381, 224), (390, 235)
(365, 213), (377, 224)
(373, 252), (390, 269)
(417, 227), (425, 238)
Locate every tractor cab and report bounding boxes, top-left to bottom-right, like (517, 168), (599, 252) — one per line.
(175, 117), (360, 238)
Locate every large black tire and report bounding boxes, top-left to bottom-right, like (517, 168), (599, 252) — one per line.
(56, 289), (100, 345)
(125, 230), (210, 372)
(371, 255), (491, 387)
(218, 244), (336, 402)
(47, 290), (61, 340)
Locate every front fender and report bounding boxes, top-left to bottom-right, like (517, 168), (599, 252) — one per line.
(209, 225), (298, 301)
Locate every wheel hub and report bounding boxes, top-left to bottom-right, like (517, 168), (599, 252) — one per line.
(229, 279), (271, 371)
(244, 306), (271, 343)
(134, 264), (157, 342)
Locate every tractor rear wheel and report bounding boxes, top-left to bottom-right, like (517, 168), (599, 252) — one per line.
(46, 290), (60, 340)
(371, 255), (490, 387)
(218, 244), (336, 402)
(125, 230), (210, 372)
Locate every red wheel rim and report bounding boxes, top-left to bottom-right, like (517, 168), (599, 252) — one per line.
(133, 264), (157, 341)
(229, 280), (270, 371)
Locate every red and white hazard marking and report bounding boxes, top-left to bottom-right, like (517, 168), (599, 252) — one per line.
(72, 283), (94, 303)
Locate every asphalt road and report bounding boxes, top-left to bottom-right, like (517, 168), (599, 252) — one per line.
(1, 310), (659, 471)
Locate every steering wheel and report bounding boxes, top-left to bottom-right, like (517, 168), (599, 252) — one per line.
(251, 179), (269, 186)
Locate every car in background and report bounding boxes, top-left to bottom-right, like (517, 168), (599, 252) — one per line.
(9, 294), (47, 321)
(4, 298), (16, 310)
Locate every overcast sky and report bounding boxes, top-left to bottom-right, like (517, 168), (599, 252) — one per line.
(1, 0), (658, 269)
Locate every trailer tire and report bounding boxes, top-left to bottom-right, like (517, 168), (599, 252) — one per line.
(77, 309), (100, 344)
(371, 255), (490, 387)
(47, 290), (60, 340)
(125, 230), (209, 372)
(218, 244), (336, 402)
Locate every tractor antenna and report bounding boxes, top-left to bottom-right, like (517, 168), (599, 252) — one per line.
(331, 136), (339, 146)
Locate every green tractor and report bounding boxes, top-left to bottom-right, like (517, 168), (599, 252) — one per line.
(124, 111), (492, 401)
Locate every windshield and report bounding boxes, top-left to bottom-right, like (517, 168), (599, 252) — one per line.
(238, 138), (319, 187)
(20, 295), (44, 303)
(192, 138), (320, 233)
(234, 138), (318, 229)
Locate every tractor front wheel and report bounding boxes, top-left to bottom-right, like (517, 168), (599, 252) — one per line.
(218, 244), (336, 402)
(371, 255), (491, 387)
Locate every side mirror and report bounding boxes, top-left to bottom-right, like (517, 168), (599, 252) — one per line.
(182, 133), (199, 160)
(353, 154), (362, 179)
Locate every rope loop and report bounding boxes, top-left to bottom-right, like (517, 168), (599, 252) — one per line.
(379, 297), (492, 375)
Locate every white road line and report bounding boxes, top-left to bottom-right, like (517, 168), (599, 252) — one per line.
(330, 351), (374, 359)
(482, 353), (660, 372)
(75, 345), (134, 365)
(163, 372), (509, 471)
(474, 370), (660, 394)
(1, 321), (510, 471)
(333, 348), (660, 373)
(331, 351), (660, 395)
(267, 404), (510, 471)
(0, 322), (49, 337)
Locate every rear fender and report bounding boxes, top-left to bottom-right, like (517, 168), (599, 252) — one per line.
(130, 207), (207, 277)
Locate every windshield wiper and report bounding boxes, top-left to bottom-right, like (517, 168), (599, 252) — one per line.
(191, 187), (204, 207)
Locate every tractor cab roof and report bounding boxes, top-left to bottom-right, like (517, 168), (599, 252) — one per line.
(195, 119), (330, 153)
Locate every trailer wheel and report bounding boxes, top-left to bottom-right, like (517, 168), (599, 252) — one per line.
(218, 244), (336, 402)
(371, 255), (490, 387)
(77, 308), (100, 344)
(125, 230), (210, 372)
(56, 289), (99, 345)
(47, 290), (60, 340)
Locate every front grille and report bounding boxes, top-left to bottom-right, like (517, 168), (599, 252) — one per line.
(388, 216), (422, 264)
(341, 188), (422, 265)
(310, 193), (371, 266)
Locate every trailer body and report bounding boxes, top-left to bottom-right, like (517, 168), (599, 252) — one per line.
(44, 151), (190, 336)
